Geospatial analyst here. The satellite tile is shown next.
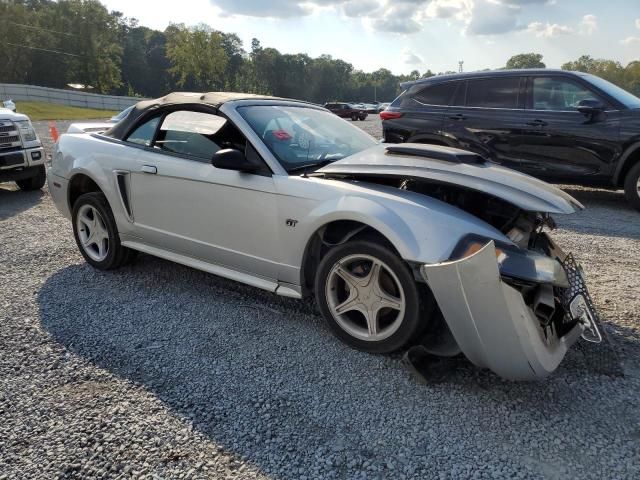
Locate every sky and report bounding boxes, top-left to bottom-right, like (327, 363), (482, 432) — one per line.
(100, 0), (640, 74)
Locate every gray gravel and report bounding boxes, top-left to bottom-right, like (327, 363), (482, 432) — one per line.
(0, 119), (639, 479)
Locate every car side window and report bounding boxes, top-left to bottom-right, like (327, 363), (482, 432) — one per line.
(126, 116), (160, 146)
(532, 77), (605, 111)
(154, 110), (245, 162)
(414, 82), (458, 106)
(466, 77), (522, 109)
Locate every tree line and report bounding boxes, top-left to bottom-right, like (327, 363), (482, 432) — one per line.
(2, 1), (640, 103)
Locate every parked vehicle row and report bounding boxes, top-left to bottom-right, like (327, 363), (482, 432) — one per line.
(381, 69), (640, 211)
(324, 102), (368, 121)
(47, 92), (603, 380)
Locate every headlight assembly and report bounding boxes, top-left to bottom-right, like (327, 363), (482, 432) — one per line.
(15, 120), (38, 143)
(451, 235), (569, 288)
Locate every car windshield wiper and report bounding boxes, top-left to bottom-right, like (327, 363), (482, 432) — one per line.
(287, 159), (335, 175)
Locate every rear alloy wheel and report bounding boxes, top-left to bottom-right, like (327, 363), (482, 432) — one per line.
(72, 192), (136, 270)
(623, 162), (640, 212)
(16, 165), (46, 191)
(315, 240), (425, 353)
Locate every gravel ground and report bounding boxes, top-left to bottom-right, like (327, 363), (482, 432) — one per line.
(0, 118), (638, 479)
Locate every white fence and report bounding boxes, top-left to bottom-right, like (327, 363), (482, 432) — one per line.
(0, 83), (145, 111)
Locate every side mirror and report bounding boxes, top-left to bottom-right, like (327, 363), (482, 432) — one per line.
(577, 99), (605, 116)
(211, 148), (258, 173)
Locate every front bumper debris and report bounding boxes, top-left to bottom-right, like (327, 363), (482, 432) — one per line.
(421, 241), (586, 381)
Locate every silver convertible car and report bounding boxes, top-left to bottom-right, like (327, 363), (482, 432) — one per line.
(48, 92), (604, 380)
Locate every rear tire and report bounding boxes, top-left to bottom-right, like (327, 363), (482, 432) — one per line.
(315, 240), (426, 354)
(16, 165), (46, 191)
(623, 162), (640, 212)
(351, 113), (358, 121)
(72, 192), (136, 270)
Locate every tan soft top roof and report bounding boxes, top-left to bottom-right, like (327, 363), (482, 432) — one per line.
(105, 91), (286, 140)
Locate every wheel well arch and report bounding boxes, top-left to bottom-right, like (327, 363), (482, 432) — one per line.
(616, 144), (640, 187)
(300, 220), (401, 296)
(68, 173), (102, 211)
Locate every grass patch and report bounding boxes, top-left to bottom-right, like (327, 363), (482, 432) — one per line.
(15, 101), (118, 121)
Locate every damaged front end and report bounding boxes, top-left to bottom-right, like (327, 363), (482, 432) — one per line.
(314, 144), (608, 379)
(421, 233), (602, 380)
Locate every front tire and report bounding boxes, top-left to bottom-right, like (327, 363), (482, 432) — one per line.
(72, 192), (135, 270)
(315, 240), (426, 354)
(16, 165), (46, 191)
(623, 162), (640, 212)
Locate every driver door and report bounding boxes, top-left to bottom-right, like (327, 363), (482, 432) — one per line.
(127, 109), (281, 280)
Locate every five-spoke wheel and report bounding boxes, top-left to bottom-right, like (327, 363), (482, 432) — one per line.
(315, 240), (427, 353)
(326, 254), (406, 342)
(76, 204), (110, 262)
(72, 192), (136, 270)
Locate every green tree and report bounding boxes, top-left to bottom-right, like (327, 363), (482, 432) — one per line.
(165, 23), (228, 90)
(624, 61), (640, 96)
(506, 53), (545, 69)
(562, 55), (625, 88)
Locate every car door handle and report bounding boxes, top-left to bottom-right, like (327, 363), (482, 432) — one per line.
(141, 165), (157, 174)
(526, 119), (548, 127)
(448, 114), (467, 121)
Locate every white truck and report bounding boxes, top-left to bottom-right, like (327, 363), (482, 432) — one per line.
(0, 104), (46, 190)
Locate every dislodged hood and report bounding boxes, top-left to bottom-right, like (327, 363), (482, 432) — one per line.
(316, 143), (584, 214)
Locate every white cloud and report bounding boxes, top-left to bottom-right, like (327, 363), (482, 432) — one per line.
(209, 0), (312, 18)
(622, 36), (640, 45)
(367, 2), (430, 34)
(466, 0), (524, 36)
(207, 0), (566, 38)
(425, 0), (470, 20)
(371, 17), (422, 34)
(527, 21), (573, 37)
(580, 14), (597, 35)
(342, 0), (382, 18)
(402, 48), (424, 64)
(501, 0), (549, 4)
(625, 18), (640, 44)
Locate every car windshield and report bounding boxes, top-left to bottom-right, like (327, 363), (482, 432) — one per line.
(237, 105), (377, 173)
(584, 74), (640, 109)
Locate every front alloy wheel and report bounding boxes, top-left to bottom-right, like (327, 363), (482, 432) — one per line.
(76, 204), (109, 262)
(315, 240), (426, 353)
(325, 254), (406, 342)
(72, 192), (136, 270)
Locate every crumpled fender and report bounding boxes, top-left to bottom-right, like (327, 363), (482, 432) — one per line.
(421, 241), (583, 380)
(302, 184), (512, 266)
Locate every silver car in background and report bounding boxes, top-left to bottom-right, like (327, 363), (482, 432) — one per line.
(48, 92), (603, 380)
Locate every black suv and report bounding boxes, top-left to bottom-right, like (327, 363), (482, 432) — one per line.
(382, 69), (640, 210)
